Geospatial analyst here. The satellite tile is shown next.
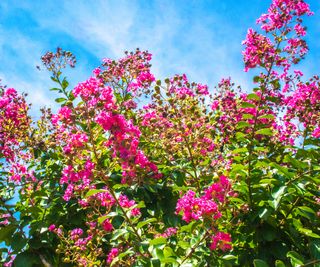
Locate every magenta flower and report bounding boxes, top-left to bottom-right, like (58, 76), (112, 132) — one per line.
(102, 219), (113, 232)
(48, 224), (56, 232)
(210, 231), (232, 251)
(107, 248), (119, 264)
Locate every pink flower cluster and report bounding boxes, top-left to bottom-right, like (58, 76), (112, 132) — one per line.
(107, 248), (119, 264)
(63, 132), (88, 154)
(87, 190), (141, 219)
(102, 218), (113, 232)
(129, 71), (155, 93)
(211, 80), (281, 143)
(209, 231), (232, 251)
(60, 161), (95, 201)
(140, 73), (215, 162)
(96, 111), (160, 181)
(176, 176), (232, 223)
(204, 175), (231, 203)
(243, 0), (312, 75)
(52, 106), (72, 125)
(118, 194), (141, 216)
(70, 228), (93, 251)
(0, 88), (29, 162)
(141, 109), (173, 129)
(160, 227), (177, 238)
(285, 80), (320, 137)
(168, 74), (209, 99)
(101, 49), (155, 97)
(73, 73), (115, 110)
(8, 161), (35, 183)
(257, 0), (313, 32)
(92, 190), (115, 209)
(242, 29), (278, 72)
(0, 213), (11, 226)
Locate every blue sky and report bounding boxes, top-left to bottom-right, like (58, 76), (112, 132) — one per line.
(0, 0), (319, 115)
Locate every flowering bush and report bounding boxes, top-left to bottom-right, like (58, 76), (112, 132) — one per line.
(0, 0), (319, 266)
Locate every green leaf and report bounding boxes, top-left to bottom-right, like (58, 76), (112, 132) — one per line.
(287, 251), (304, 267)
(241, 102), (256, 108)
(105, 212), (118, 218)
(149, 237), (167, 246)
(243, 113), (254, 119)
(253, 76), (263, 83)
(51, 76), (58, 82)
(275, 260), (286, 267)
(247, 93), (261, 101)
(137, 218), (157, 229)
(155, 248), (164, 260)
(85, 189), (107, 198)
(296, 206), (316, 220)
(62, 78), (69, 89)
(253, 259), (269, 267)
(256, 128), (273, 136)
(11, 234), (27, 251)
(151, 258), (161, 267)
(50, 87), (62, 92)
(137, 201), (146, 209)
(111, 229), (128, 241)
(272, 186), (287, 210)
(271, 163), (295, 179)
(163, 246), (176, 258)
(55, 97), (67, 103)
(310, 241), (320, 261)
(232, 147), (248, 154)
(178, 241), (190, 250)
(112, 183), (129, 190)
(161, 258), (178, 264)
(0, 225), (16, 242)
(14, 252), (40, 267)
(179, 221), (196, 232)
(236, 132), (248, 141)
(258, 114), (274, 120)
(222, 255), (237, 261)
(236, 121), (251, 129)
(298, 228), (320, 238)
(258, 207), (272, 220)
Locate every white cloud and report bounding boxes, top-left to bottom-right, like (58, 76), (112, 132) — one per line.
(15, 0), (251, 90)
(3, 0), (293, 106)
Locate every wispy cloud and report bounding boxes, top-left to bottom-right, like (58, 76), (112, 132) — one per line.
(22, 0), (254, 87)
(1, 0), (320, 112)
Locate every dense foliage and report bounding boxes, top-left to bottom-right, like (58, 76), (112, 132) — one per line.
(0, 0), (319, 266)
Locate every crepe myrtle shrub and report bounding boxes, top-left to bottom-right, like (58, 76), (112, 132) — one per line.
(0, 0), (319, 266)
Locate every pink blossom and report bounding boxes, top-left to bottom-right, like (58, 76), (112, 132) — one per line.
(3, 255), (15, 267)
(52, 106), (72, 125)
(107, 248), (119, 264)
(312, 127), (320, 138)
(175, 190), (220, 223)
(102, 219), (113, 232)
(70, 228), (84, 239)
(294, 24), (306, 36)
(118, 194), (135, 208)
(204, 176), (231, 203)
(242, 29), (277, 72)
(210, 231), (232, 251)
(48, 224), (56, 232)
(130, 208), (141, 217)
(73, 77), (101, 99)
(161, 227), (177, 238)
